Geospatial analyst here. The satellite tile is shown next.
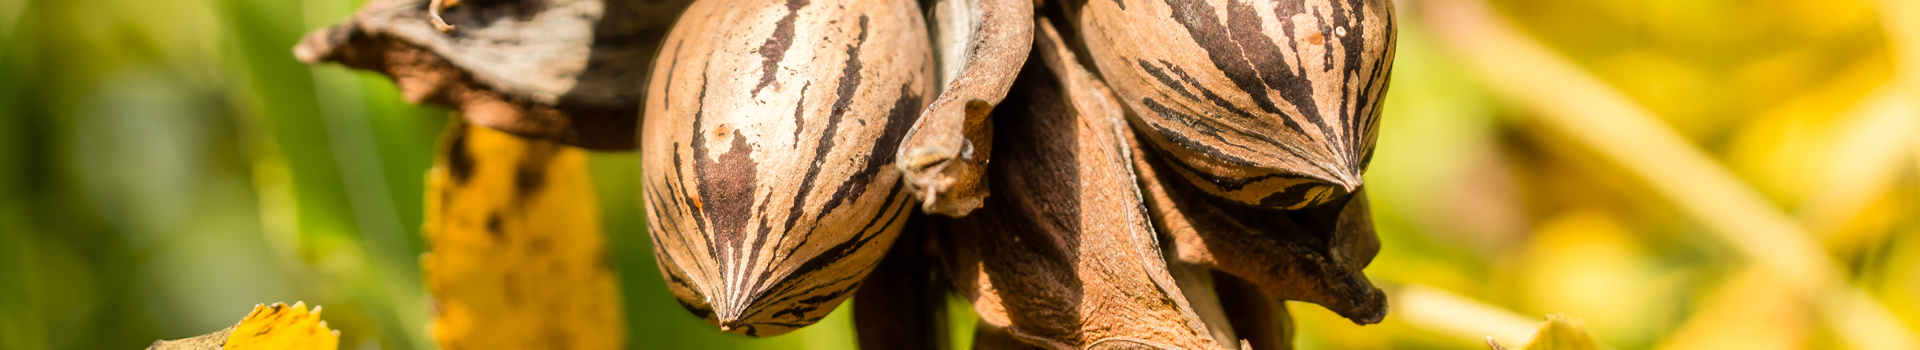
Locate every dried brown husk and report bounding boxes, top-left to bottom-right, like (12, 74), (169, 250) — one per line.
(852, 222), (948, 350)
(1076, 0), (1397, 210)
(640, 0), (934, 337)
(1128, 122), (1387, 325)
(895, 0), (1035, 217)
(1212, 272), (1294, 350)
(294, 0), (690, 150)
(927, 19), (1224, 350)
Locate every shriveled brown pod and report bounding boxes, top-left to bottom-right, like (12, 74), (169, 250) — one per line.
(1076, 0), (1396, 209)
(640, 0), (934, 336)
(1213, 272), (1294, 350)
(852, 220), (947, 350)
(893, 0), (1034, 216)
(294, 0), (691, 150)
(1128, 123), (1387, 325)
(927, 19), (1224, 349)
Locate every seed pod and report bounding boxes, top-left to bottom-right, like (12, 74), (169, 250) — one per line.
(894, 0), (1033, 217)
(929, 20), (1223, 349)
(1129, 125), (1387, 325)
(1078, 0), (1396, 209)
(640, 0), (934, 336)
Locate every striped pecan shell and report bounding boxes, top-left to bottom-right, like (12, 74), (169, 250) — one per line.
(1078, 0), (1397, 209)
(640, 0), (934, 336)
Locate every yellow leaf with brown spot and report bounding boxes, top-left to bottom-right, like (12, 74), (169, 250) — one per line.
(422, 120), (626, 350)
(224, 302), (340, 350)
(147, 302), (339, 350)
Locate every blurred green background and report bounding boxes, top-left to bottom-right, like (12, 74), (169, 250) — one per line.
(0, 0), (1915, 349)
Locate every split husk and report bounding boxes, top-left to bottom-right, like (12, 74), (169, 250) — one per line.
(1128, 122), (1388, 325)
(927, 19), (1224, 349)
(894, 0), (1034, 216)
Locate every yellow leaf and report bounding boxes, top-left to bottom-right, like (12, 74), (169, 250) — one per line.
(421, 121), (625, 349)
(1488, 314), (1605, 350)
(224, 302), (340, 350)
(147, 302), (339, 350)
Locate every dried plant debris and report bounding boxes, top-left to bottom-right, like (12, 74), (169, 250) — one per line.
(852, 225), (948, 350)
(422, 121), (627, 349)
(1129, 122), (1387, 325)
(294, 0), (692, 150)
(1077, 0), (1397, 210)
(927, 21), (1224, 349)
(895, 0), (1033, 216)
(640, 0), (934, 337)
(148, 302), (339, 350)
(1213, 272), (1295, 350)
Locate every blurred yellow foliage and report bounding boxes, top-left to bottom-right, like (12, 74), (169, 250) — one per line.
(1487, 314), (1604, 350)
(421, 121), (625, 349)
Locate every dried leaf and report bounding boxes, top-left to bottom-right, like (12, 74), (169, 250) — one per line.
(853, 223), (949, 350)
(928, 19), (1223, 349)
(895, 0), (1035, 216)
(294, 0), (691, 150)
(1128, 116), (1387, 325)
(639, 0), (934, 336)
(1487, 314), (1606, 350)
(1076, 0), (1397, 209)
(147, 302), (339, 350)
(1169, 260), (1245, 347)
(972, 322), (1047, 350)
(422, 121), (626, 349)
(1212, 272), (1294, 350)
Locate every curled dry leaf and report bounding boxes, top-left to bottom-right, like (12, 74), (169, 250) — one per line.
(148, 302), (339, 350)
(294, 0), (692, 150)
(928, 19), (1223, 349)
(1168, 259), (1246, 347)
(894, 0), (1034, 216)
(640, 0), (934, 336)
(1212, 271), (1294, 350)
(852, 224), (948, 350)
(1129, 123), (1387, 324)
(422, 121), (626, 349)
(973, 322), (1046, 350)
(1077, 0), (1396, 209)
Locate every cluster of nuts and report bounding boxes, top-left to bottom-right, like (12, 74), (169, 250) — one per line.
(297, 0), (1395, 347)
